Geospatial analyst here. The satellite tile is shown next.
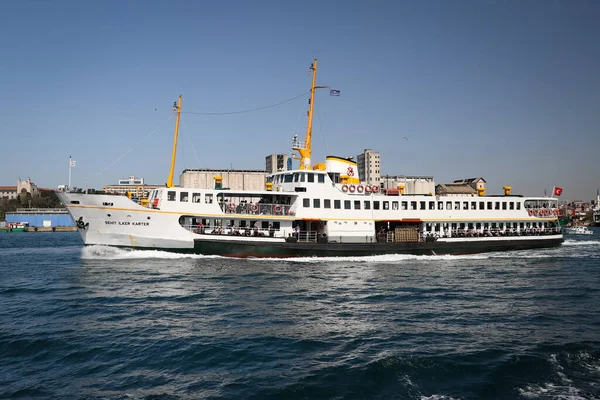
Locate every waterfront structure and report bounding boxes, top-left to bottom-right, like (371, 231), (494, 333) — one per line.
(179, 169), (268, 191)
(103, 176), (162, 199)
(58, 59), (563, 257)
(5, 208), (74, 227)
(265, 154), (292, 174)
(356, 149), (380, 186)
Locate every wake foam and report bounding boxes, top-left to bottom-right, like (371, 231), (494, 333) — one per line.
(81, 245), (220, 260)
(562, 239), (600, 247)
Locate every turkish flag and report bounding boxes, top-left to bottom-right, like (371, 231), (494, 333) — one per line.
(553, 187), (563, 197)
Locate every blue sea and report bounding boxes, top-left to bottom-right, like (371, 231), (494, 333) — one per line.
(1, 231), (599, 400)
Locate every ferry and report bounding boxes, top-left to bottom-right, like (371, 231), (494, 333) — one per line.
(58, 59), (563, 257)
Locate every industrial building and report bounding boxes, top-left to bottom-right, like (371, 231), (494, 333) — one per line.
(5, 208), (74, 227)
(179, 169), (268, 191)
(381, 175), (436, 195)
(436, 178), (486, 197)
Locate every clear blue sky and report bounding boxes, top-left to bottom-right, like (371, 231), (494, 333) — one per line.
(1, 0), (598, 201)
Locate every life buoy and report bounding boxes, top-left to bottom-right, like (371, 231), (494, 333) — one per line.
(249, 203), (258, 213)
(542, 209), (547, 216)
(527, 209), (532, 216)
(228, 203), (236, 211)
(365, 185), (372, 193)
(348, 185), (356, 193)
(341, 185), (349, 193)
(356, 185), (364, 193)
(372, 185), (380, 193)
(274, 204), (282, 214)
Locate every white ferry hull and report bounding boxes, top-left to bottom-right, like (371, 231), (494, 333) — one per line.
(59, 192), (563, 258)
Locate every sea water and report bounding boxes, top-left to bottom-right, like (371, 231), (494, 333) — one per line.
(1, 231), (599, 399)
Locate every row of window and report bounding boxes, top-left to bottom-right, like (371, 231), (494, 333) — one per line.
(166, 191), (208, 203)
(302, 198), (523, 211)
(424, 221), (551, 231)
(273, 172), (327, 184)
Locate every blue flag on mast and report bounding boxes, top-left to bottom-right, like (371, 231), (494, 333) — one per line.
(330, 89), (340, 96)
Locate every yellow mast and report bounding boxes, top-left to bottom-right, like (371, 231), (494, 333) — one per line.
(292, 59), (329, 170)
(167, 95), (182, 188)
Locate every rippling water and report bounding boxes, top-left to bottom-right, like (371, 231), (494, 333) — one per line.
(1, 231), (600, 399)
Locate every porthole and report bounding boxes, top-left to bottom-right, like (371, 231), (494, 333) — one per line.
(107, 214), (111, 217)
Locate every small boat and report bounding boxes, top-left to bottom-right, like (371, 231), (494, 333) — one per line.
(563, 226), (593, 235)
(6, 222), (29, 232)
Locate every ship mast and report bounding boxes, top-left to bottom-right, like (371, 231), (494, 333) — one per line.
(292, 59), (329, 170)
(167, 95), (182, 188)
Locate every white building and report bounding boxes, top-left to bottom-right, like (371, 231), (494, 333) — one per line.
(357, 149), (380, 186)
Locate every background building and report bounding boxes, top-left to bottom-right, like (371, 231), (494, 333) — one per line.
(1, 177), (39, 200)
(356, 149), (380, 186)
(381, 175), (436, 194)
(180, 169), (268, 191)
(436, 177), (486, 196)
(103, 176), (162, 198)
(265, 154), (292, 174)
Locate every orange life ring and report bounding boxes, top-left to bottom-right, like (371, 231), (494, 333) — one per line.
(372, 185), (380, 193)
(228, 203), (236, 211)
(349, 185), (356, 193)
(342, 185), (349, 192)
(274, 204), (282, 214)
(249, 203), (258, 212)
(356, 185), (364, 193)
(365, 185), (372, 193)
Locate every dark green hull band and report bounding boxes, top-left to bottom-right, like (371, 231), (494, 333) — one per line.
(192, 237), (564, 258)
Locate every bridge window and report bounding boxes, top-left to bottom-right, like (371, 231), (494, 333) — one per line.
(318, 174), (325, 183)
(307, 173), (315, 183)
(294, 173), (300, 182)
(284, 174), (293, 183)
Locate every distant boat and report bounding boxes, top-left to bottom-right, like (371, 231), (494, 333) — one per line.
(6, 222), (29, 232)
(563, 226), (593, 235)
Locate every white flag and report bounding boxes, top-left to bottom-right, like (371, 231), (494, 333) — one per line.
(70, 160), (76, 167)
